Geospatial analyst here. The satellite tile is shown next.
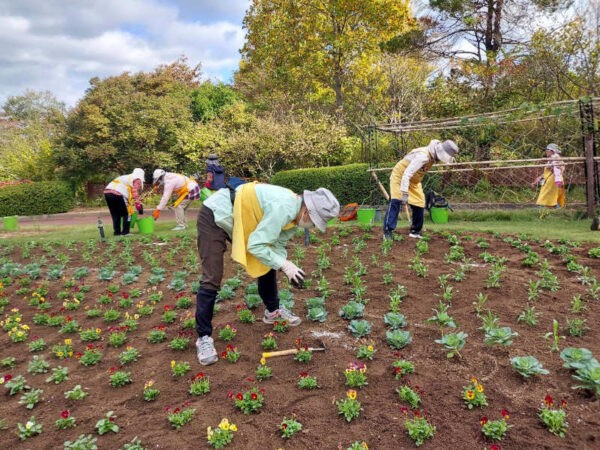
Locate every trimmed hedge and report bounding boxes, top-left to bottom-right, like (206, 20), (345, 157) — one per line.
(0, 181), (76, 216)
(270, 163), (387, 206)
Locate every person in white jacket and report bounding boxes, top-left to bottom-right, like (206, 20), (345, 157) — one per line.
(103, 168), (145, 236)
(152, 169), (200, 230)
(383, 140), (459, 239)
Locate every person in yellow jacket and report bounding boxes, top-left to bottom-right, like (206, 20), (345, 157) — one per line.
(151, 169), (201, 231)
(383, 139), (459, 239)
(532, 143), (565, 208)
(194, 182), (340, 365)
(103, 168), (144, 236)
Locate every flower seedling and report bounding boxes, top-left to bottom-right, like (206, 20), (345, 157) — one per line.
(207, 418), (237, 448)
(462, 377), (488, 409)
(108, 368), (132, 387)
(255, 358), (272, 381)
(356, 344), (376, 361)
(28, 355), (50, 374)
(397, 384), (421, 409)
(46, 366), (69, 384)
(272, 320), (288, 333)
(108, 330), (127, 347)
(539, 395), (568, 437)
(169, 335), (190, 351)
(236, 304), (255, 323)
(297, 372), (318, 389)
(392, 359), (415, 380)
(336, 389), (361, 422)
(55, 410), (76, 430)
(221, 344), (240, 363)
(218, 324), (237, 342)
(233, 387), (264, 414)
(261, 332), (277, 350)
(143, 380), (160, 401)
(426, 302), (457, 329)
(344, 362), (368, 388)
(118, 346), (140, 365)
(294, 344), (313, 363)
(79, 327), (102, 342)
(403, 410), (435, 447)
(189, 372), (211, 396)
(64, 384), (87, 400)
(78, 343), (103, 366)
(17, 416), (42, 440)
(28, 337), (46, 352)
(4, 374), (29, 395)
(95, 411), (119, 435)
(279, 417), (302, 439)
(148, 325), (167, 343)
(170, 360), (191, 377)
(480, 410), (511, 441)
(511, 356), (550, 378)
(19, 388), (43, 409)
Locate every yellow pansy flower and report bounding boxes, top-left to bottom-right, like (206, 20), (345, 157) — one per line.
(230, 424), (237, 432)
(347, 389), (357, 400)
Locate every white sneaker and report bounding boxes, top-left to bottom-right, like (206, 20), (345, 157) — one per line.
(409, 232), (423, 239)
(263, 307), (301, 326)
(172, 225), (187, 231)
(196, 336), (218, 365)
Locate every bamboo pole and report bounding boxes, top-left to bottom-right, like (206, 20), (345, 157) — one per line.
(370, 170), (390, 201)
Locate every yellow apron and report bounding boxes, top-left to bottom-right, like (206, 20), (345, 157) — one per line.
(389, 148), (433, 208)
(112, 178), (135, 216)
(231, 182), (295, 278)
(536, 168), (565, 208)
(173, 175), (191, 207)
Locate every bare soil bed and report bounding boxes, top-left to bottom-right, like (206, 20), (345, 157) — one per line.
(0, 227), (599, 450)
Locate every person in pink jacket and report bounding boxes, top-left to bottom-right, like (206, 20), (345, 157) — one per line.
(152, 169), (200, 230)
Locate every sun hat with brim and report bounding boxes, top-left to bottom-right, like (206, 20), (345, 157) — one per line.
(303, 188), (341, 232)
(545, 143), (561, 154)
(435, 140), (459, 164)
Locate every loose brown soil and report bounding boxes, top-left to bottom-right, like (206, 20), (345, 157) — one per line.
(0, 227), (599, 450)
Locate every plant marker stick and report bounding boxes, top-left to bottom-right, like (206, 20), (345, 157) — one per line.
(97, 218), (106, 242)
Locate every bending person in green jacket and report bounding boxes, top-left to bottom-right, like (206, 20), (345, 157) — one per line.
(195, 182), (340, 365)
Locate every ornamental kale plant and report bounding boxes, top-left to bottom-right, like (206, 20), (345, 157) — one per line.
(511, 356), (550, 378)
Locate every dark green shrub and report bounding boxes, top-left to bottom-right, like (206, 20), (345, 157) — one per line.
(270, 163), (386, 206)
(0, 181), (75, 216)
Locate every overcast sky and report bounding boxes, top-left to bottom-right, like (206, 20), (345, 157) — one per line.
(0, 0), (251, 108)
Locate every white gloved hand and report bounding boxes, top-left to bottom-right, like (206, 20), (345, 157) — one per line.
(280, 260), (305, 288)
(399, 193), (409, 205)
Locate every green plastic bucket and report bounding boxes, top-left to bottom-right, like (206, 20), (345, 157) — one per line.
(137, 217), (154, 234)
(357, 208), (376, 225)
(2, 216), (18, 231)
(430, 207), (449, 224)
(200, 187), (213, 202)
(130, 212), (138, 229)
